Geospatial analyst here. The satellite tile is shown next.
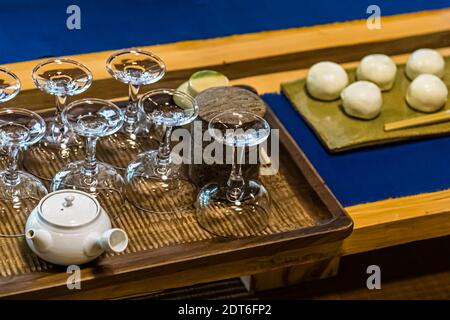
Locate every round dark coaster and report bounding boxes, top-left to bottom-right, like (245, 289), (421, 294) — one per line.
(195, 86), (267, 123)
(233, 84), (258, 95)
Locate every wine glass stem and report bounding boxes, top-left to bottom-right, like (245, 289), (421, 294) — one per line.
(125, 83), (140, 133)
(50, 95), (68, 138)
(4, 145), (20, 186)
(55, 95), (67, 113)
(226, 146), (245, 200)
(83, 136), (99, 176)
(155, 126), (172, 175)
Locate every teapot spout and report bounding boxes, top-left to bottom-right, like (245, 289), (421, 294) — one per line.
(26, 229), (52, 253)
(98, 228), (128, 253)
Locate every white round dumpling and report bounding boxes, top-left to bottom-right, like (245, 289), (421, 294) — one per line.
(406, 49), (445, 80)
(406, 74), (448, 112)
(356, 54), (397, 91)
(341, 81), (382, 120)
(306, 61), (349, 101)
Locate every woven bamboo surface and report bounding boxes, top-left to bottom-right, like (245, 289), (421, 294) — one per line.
(0, 145), (331, 278)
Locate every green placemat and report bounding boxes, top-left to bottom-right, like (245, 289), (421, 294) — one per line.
(281, 57), (450, 152)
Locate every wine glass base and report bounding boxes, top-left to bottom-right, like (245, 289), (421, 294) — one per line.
(0, 171), (48, 237)
(196, 180), (270, 238)
(51, 161), (125, 219)
(97, 132), (159, 171)
(41, 113), (84, 149)
(125, 151), (197, 213)
(23, 142), (85, 181)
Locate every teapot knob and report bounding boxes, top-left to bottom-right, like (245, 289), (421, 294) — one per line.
(63, 195), (75, 207)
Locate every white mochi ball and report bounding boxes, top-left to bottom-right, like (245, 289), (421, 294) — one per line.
(356, 54), (397, 91)
(406, 74), (448, 113)
(341, 81), (383, 120)
(406, 49), (445, 80)
(306, 61), (349, 101)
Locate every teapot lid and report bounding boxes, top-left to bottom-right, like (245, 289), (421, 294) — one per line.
(38, 190), (100, 227)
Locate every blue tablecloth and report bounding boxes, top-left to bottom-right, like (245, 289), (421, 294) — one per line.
(263, 93), (450, 207)
(1, 0), (449, 64)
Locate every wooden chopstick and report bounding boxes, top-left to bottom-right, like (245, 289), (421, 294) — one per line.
(384, 110), (450, 132)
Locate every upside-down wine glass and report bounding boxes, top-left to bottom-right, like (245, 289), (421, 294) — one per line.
(23, 58), (93, 181)
(0, 68), (21, 169)
(51, 99), (125, 218)
(0, 109), (47, 237)
(125, 89), (198, 213)
(98, 49), (166, 170)
(196, 111), (271, 238)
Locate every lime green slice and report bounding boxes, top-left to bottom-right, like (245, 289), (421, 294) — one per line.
(188, 70), (229, 97)
(174, 81), (190, 108)
(176, 81), (190, 96)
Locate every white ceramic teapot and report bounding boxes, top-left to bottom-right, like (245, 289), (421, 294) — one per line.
(25, 190), (128, 266)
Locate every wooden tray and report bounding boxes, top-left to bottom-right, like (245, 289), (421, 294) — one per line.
(0, 100), (352, 299)
(282, 56), (450, 152)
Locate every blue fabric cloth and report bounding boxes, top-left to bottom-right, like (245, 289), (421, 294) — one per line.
(263, 93), (450, 207)
(0, 0), (449, 64)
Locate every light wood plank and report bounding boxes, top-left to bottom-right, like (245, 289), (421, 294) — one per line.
(92, 47), (450, 104)
(344, 188), (450, 255)
(0, 241), (342, 299)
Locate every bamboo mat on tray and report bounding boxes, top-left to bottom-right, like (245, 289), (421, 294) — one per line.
(0, 148), (329, 277)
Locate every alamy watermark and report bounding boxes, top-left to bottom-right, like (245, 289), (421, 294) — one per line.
(366, 5), (382, 30)
(66, 265), (81, 290)
(366, 264), (381, 290)
(62, 3), (281, 172)
(167, 122), (280, 175)
(66, 5), (81, 30)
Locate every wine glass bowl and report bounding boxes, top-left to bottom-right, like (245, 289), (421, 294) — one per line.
(0, 109), (46, 151)
(62, 99), (123, 137)
(32, 59), (92, 97)
(196, 111), (271, 238)
(140, 88), (199, 126)
(106, 49), (166, 86)
(51, 99), (125, 215)
(0, 109), (47, 237)
(208, 111), (271, 147)
(125, 89), (199, 213)
(196, 180), (271, 238)
(0, 68), (21, 103)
